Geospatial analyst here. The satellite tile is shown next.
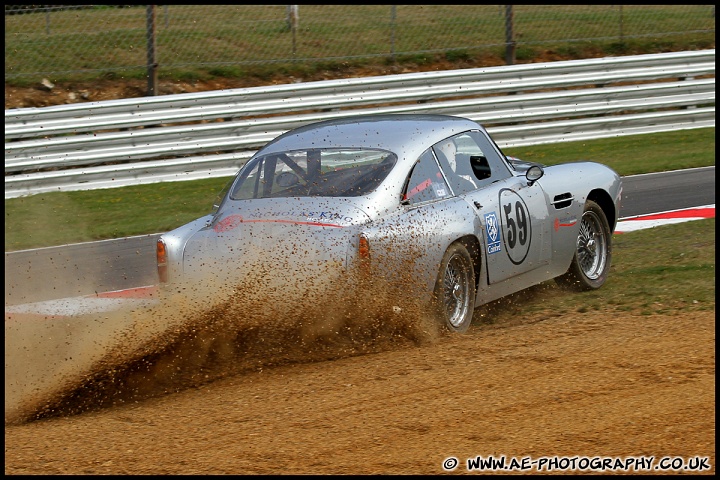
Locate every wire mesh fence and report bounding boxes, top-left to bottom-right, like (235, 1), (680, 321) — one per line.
(4, 5), (716, 83)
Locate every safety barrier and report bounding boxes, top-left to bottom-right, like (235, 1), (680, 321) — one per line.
(4, 49), (715, 198)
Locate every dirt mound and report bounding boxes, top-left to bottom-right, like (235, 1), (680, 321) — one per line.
(4, 53), (573, 109)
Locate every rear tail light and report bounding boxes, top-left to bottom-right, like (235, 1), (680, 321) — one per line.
(157, 238), (168, 283)
(358, 234), (370, 259)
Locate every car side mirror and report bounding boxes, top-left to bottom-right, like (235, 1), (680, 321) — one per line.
(526, 165), (544, 186)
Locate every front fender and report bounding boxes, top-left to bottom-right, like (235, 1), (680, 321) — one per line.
(537, 161), (621, 274)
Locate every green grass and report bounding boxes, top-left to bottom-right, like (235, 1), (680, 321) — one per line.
(503, 127), (716, 176)
(477, 218), (715, 320)
(4, 178), (229, 251)
(590, 219), (715, 314)
(4, 127), (715, 252)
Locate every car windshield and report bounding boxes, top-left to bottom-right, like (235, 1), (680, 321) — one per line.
(229, 148), (396, 199)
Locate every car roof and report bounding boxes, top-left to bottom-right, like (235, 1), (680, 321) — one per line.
(257, 114), (482, 161)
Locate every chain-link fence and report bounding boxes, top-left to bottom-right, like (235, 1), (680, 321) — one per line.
(5, 5), (716, 84)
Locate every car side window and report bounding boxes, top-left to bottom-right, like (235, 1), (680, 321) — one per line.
(433, 137), (476, 195)
(463, 130), (513, 186)
(434, 131), (513, 192)
(403, 149), (450, 205)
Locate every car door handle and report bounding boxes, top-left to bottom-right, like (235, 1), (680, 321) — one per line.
(473, 200), (482, 209)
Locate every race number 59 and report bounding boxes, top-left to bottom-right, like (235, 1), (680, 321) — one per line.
(499, 189), (531, 265)
(503, 200), (527, 249)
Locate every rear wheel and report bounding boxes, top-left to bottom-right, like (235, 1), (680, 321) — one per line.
(556, 200), (612, 290)
(433, 243), (475, 333)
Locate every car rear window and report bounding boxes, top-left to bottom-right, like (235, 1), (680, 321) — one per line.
(229, 148), (396, 199)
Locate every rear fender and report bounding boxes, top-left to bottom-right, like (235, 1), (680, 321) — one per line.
(359, 198), (481, 296)
(159, 214), (213, 283)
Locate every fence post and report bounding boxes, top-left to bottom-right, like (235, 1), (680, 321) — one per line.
(390, 5), (397, 63)
(44, 8), (51, 35)
(504, 5), (516, 65)
(287, 5), (299, 58)
(146, 5), (158, 96)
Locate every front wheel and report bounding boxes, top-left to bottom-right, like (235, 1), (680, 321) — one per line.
(433, 243), (475, 333)
(556, 200), (612, 290)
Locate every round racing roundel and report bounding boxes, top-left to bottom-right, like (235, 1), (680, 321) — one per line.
(499, 188), (532, 265)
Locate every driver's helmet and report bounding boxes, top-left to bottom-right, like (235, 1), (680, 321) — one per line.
(436, 140), (457, 172)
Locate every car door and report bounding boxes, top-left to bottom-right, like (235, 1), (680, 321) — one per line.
(438, 130), (551, 285)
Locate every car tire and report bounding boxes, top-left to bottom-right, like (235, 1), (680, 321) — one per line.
(556, 200), (612, 290)
(433, 242), (475, 333)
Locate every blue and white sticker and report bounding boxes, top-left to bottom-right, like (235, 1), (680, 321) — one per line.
(484, 212), (502, 254)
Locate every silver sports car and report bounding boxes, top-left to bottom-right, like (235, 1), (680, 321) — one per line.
(157, 114), (621, 333)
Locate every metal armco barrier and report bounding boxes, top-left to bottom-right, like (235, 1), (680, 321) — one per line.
(4, 49), (715, 199)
